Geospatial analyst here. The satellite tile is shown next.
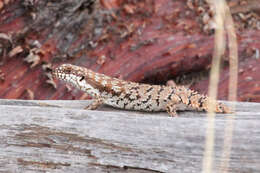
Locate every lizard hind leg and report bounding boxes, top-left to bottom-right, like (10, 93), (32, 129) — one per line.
(84, 97), (104, 110)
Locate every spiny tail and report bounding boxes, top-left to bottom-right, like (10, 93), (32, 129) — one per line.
(176, 86), (232, 113)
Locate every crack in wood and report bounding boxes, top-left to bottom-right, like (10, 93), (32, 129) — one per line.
(89, 163), (164, 173)
(17, 158), (71, 169)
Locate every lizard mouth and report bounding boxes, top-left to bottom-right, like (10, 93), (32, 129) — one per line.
(52, 66), (66, 80)
(52, 64), (72, 79)
(51, 67), (59, 79)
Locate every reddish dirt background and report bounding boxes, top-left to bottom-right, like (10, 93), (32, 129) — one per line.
(0, 0), (259, 102)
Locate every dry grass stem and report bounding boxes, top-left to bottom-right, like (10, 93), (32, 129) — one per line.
(203, 0), (227, 172)
(218, 2), (238, 173)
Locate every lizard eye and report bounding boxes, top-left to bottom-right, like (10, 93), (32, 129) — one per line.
(79, 76), (85, 81)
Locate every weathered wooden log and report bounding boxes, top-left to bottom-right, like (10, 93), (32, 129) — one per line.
(0, 99), (259, 172)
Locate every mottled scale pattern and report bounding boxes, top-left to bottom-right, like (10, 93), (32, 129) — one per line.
(52, 64), (231, 116)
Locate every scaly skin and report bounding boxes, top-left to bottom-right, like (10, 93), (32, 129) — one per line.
(52, 64), (232, 116)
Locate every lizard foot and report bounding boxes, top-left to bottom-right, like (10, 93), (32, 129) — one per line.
(166, 103), (178, 117)
(84, 98), (104, 110)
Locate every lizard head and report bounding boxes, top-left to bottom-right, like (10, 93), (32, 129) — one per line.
(52, 64), (87, 88)
(52, 64), (123, 97)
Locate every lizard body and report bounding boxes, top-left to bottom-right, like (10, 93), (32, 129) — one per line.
(52, 64), (231, 116)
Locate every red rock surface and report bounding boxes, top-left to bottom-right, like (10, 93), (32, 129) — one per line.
(0, 0), (259, 102)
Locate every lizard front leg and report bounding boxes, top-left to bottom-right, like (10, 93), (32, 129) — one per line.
(84, 97), (104, 110)
(166, 102), (178, 117)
